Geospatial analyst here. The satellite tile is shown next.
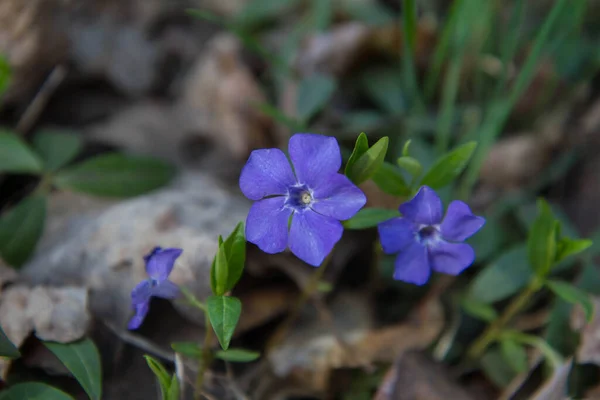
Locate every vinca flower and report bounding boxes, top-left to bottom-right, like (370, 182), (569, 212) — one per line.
(378, 186), (485, 285)
(128, 247), (182, 330)
(239, 133), (366, 266)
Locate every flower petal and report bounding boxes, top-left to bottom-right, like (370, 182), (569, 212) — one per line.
(153, 280), (180, 299)
(239, 148), (296, 200)
(146, 248), (182, 281)
(131, 280), (152, 305)
(429, 241), (475, 275)
(246, 197), (292, 254)
(440, 200), (485, 242)
(289, 210), (343, 267)
(377, 217), (417, 254)
(289, 134), (341, 188)
(311, 173), (367, 220)
(393, 241), (431, 285)
(128, 301), (150, 330)
(398, 186), (443, 225)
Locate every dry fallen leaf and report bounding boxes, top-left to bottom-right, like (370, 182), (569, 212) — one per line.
(182, 33), (274, 160)
(0, 285), (90, 378)
(268, 291), (443, 392)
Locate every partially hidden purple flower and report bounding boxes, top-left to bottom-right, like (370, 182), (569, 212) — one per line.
(239, 133), (367, 267)
(128, 247), (183, 330)
(377, 186), (485, 285)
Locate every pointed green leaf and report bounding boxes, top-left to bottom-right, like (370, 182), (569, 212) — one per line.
(547, 280), (594, 322)
(468, 245), (532, 303)
(212, 237), (228, 296)
(348, 136), (389, 185)
(215, 348), (260, 362)
(0, 194), (46, 267)
(167, 374), (180, 400)
(171, 342), (202, 358)
(528, 199), (559, 277)
(420, 141), (477, 189)
(223, 222), (246, 291)
(344, 208), (399, 230)
(401, 140), (412, 157)
(556, 237), (592, 263)
(481, 348), (517, 388)
(461, 298), (498, 322)
(255, 103), (304, 132)
(296, 73), (337, 122)
(344, 132), (369, 177)
(372, 162), (410, 196)
(0, 325), (19, 358)
(500, 339), (529, 373)
(32, 130), (82, 172)
(207, 296), (242, 350)
(44, 338), (102, 400)
(54, 153), (175, 198)
(0, 55), (11, 96)
(396, 156), (422, 180)
(0, 130), (43, 174)
(0, 382), (74, 400)
(144, 355), (171, 399)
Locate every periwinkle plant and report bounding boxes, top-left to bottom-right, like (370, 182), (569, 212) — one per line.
(127, 132), (593, 400)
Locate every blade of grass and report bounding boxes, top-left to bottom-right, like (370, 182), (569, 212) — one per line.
(459, 0), (569, 199)
(401, 0), (423, 111)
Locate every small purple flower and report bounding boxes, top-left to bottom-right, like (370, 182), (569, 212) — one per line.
(377, 186), (485, 285)
(239, 133), (367, 266)
(128, 247), (183, 330)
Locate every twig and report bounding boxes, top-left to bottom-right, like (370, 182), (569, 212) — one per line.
(15, 64), (67, 136)
(102, 319), (174, 362)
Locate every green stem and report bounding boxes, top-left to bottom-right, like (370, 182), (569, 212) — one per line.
(467, 276), (544, 359)
(265, 252), (333, 353)
(195, 311), (214, 400)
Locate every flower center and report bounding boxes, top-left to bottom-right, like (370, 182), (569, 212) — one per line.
(286, 185), (313, 209)
(149, 278), (159, 288)
(418, 225), (439, 244)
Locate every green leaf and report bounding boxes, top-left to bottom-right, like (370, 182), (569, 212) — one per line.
(419, 141), (477, 189)
(348, 136), (389, 185)
(233, 0), (302, 29)
(167, 374), (180, 400)
(0, 325), (19, 358)
(500, 339), (529, 373)
(344, 208), (399, 230)
(468, 245), (532, 303)
(338, 0), (395, 25)
(0, 55), (11, 96)
(54, 153), (175, 198)
(0, 194), (46, 267)
(401, 140), (412, 157)
(344, 132), (369, 177)
(396, 156), (422, 180)
(461, 298), (498, 322)
(32, 130), (82, 172)
(546, 280), (594, 322)
(0, 382), (74, 400)
(211, 238), (228, 296)
(360, 67), (404, 115)
(171, 342), (202, 358)
(222, 222), (246, 291)
(255, 103), (303, 132)
(372, 162), (410, 196)
(528, 199), (559, 277)
(296, 73), (337, 122)
(214, 348), (260, 362)
(207, 296), (242, 350)
(0, 130), (43, 174)
(556, 237), (592, 263)
(480, 348), (517, 388)
(44, 338), (102, 400)
(144, 355), (171, 399)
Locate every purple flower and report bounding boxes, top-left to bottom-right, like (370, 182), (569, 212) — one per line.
(239, 133), (367, 266)
(377, 186), (485, 285)
(128, 247), (183, 330)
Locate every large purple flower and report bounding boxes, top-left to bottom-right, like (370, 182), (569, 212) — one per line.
(239, 133), (367, 266)
(377, 186), (485, 285)
(128, 247), (182, 330)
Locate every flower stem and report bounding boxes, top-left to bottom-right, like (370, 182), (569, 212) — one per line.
(467, 276), (544, 360)
(265, 252), (333, 353)
(195, 310), (214, 400)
